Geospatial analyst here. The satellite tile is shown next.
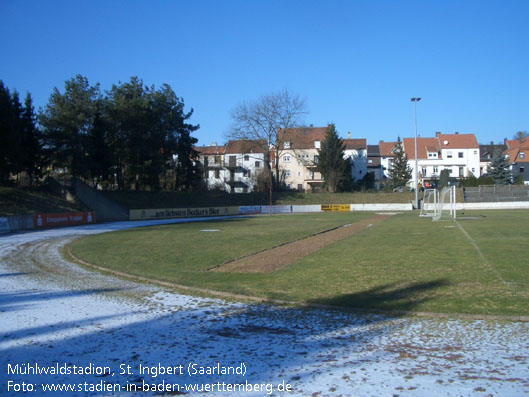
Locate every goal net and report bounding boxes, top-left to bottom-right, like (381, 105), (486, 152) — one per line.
(420, 189), (439, 218)
(432, 186), (456, 221)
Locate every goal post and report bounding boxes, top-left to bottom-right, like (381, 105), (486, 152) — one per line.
(420, 189), (439, 218)
(432, 185), (456, 221)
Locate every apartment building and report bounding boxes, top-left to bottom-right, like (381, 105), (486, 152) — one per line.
(276, 126), (326, 192)
(402, 133), (480, 188)
(195, 140), (266, 193)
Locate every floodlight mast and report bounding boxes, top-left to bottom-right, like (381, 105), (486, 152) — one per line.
(411, 97), (421, 209)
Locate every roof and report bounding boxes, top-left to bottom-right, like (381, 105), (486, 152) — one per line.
(437, 133), (479, 149)
(195, 145), (225, 155)
(503, 137), (529, 163)
(343, 138), (366, 150)
(225, 139), (266, 154)
(402, 137), (440, 160)
(479, 144), (506, 162)
(379, 141), (398, 157)
(278, 126), (328, 150)
(367, 145), (380, 156)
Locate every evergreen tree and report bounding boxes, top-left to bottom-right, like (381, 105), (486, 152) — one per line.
(487, 149), (512, 185)
(317, 124), (350, 193)
(39, 75), (101, 179)
(21, 93), (44, 185)
(0, 81), (15, 184)
(439, 169), (450, 188)
(388, 138), (412, 188)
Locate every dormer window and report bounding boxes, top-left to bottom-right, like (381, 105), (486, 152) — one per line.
(521, 152), (525, 159)
(284, 141), (291, 149)
(314, 140), (321, 149)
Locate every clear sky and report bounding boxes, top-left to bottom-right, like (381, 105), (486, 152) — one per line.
(1, 0), (527, 146)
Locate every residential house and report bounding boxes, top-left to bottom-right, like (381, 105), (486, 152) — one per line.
(343, 135), (367, 183)
(276, 126), (367, 191)
(402, 137), (441, 188)
(195, 140), (266, 193)
(402, 133), (480, 188)
(479, 141), (507, 177)
(276, 126), (327, 192)
(505, 137), (529, 184)
(379, 141), (398, 183)
(366, 144), (382, 187)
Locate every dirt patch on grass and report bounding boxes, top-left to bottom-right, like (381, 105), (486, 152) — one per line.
(213, 214), (392, 273)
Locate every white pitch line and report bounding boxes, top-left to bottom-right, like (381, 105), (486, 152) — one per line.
(454, 220), (509, 286)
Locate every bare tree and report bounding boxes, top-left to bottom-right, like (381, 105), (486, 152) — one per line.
(228, 89), (307, 212)
(228, 89), (307, 185)
(513, 131), (529, 141)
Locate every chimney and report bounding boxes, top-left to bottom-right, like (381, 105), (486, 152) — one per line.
(455, 131), (459, 135)
(436, 132), (441, 137)
(212, 142), (217, 146)
(309, 124), (313, 128)
(490, 141), (494, 145)
(347, 132), (351, 139)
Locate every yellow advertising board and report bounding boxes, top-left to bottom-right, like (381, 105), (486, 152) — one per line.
(321, 204), (351, 212)
(130, 207), (239, 220)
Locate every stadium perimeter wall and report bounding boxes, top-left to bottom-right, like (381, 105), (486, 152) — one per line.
(3, 202), (529, 235)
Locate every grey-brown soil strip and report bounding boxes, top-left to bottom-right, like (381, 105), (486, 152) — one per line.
(213, 214), (393, 273)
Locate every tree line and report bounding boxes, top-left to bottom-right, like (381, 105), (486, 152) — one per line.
(1, 75), (202, 191)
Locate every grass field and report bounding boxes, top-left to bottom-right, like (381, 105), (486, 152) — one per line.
(69, 210), (529, 316)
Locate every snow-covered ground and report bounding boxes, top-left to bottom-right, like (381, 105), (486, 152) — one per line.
(1, 219), (528, 396)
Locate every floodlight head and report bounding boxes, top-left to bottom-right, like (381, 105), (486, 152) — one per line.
(411, 97), (422, 102)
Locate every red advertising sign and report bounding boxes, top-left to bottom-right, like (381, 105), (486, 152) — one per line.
(33, 212), (96, 228)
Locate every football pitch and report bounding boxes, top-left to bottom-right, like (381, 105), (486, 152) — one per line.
(69, 210), (529, 317)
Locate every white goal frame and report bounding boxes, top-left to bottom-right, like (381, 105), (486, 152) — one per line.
(432, 185), (457, 221)
(420, 189), (439, 218)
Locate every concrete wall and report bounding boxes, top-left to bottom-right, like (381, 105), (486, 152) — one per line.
(72, 179), (128, 222)
(351, 203), (414, 211)
(292, 205), (321, 213)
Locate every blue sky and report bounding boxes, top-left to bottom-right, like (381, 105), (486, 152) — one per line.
(1, 0), (527, 146)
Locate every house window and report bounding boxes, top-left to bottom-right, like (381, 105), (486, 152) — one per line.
(458, 152), (464, 158)
(474, 150), (478, 155)
(284, 169), (291, 177)
(422, 167), (427, 175)
(284, 141), (290, 149)
(459, 167), (464, 177)
(314, 140), (321, 149)
(283, 155), (291, 163)
(313, 155), (319, 164)
(521, 152), (525, 159)
(447, 151), (453, 158)
(203, 156), (209, 166)
(368, 159), (373, 164)
(215, 169), (220, 178)
(433, 166), (438, 174)
(247, 169), (251, 178)
(244, 155), (249, 161)
(472, 168), (475, 173)
(255, 161), (261, 168)
(520, 166), (525, 173)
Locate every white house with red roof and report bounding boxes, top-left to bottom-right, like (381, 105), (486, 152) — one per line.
(402, 132), (480, 188)
(195, 140), (266, 193)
